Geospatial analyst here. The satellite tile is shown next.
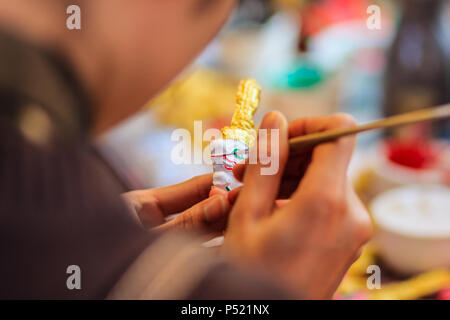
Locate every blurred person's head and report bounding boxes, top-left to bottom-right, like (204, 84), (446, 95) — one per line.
(0, 0), (236, 135)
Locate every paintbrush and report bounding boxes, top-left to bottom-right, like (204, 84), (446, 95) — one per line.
(289, 103), (450, 150)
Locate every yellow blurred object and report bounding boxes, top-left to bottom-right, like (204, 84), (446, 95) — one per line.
(338, 245), (450, 300)
(353, 167), (378, 205)
(149, 69), (237, 134)
(337, 245), (376, 295)
(338, 276), (368, 296)
(222, 79), (261, 147)
(347, 245), (376, 276)
(369, 270), (450, 300)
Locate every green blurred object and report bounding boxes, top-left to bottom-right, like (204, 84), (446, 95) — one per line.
(274, 62), (323, 89)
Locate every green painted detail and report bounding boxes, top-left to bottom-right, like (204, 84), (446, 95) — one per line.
(233, 148), (246, 160)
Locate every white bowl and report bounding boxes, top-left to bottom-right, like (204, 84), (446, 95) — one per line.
(371, 184), (450, 275)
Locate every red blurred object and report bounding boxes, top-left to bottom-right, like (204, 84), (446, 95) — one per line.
(386, 139), (438, 169)
(298, 0), (370, 51)
(437, 288), (450, 300)
(300, 0), (369, 37)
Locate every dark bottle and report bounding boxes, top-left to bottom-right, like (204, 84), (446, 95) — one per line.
(383, 0), (449, 138)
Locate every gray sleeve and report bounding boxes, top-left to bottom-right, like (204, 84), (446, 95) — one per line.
(107, 232), (290, 300)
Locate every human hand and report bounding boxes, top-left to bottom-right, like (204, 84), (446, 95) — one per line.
(224, 111), (372, 299)
(123, 174), (230, 236)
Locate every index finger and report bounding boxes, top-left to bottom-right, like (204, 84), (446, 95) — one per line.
(229, 111), (289, 225)
(288, 114), (356, 205)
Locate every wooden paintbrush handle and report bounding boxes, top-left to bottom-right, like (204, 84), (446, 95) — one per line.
(289, 104), (450, 150)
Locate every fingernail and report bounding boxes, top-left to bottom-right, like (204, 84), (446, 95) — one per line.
(260, 111), (283, 129)
(209, 186), (226, 197)
(204, 195), (229, 223)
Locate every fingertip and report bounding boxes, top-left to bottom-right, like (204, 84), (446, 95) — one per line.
(260, 110), (288, 130)
(288, 118), (308, 138)
(209, 186), (227, 197)
(204, 194), (230, 223)
(333, 113), (357, 129)
(259, 111), (289, 163)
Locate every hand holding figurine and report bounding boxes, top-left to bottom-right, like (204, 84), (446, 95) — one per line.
(224, 112), (373, 299)
(122, 174), (230, 236)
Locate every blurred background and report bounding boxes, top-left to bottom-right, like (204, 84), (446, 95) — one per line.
(99, 0), (450, 299)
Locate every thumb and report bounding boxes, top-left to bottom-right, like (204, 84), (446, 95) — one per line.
(154, 195), (230, 233)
